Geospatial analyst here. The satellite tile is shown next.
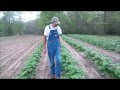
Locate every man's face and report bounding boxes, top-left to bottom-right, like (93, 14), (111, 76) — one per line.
(55, 24), (58, 27)
(53, 22), (59, 27)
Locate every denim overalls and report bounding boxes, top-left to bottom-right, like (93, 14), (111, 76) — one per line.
(47, 25), (61, 78)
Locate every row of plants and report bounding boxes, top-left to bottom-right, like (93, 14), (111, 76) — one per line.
(68, 34), (120, 53)
(61, 44), (86, 79)
(62, 35), (120, 78)
(16, 42), (43, 79)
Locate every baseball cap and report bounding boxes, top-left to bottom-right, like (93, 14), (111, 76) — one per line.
(51, 17), (60, 24)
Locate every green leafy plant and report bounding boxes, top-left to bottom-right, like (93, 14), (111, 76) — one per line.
(16, 43), (43, 79)
(61, 44), (86, 79)
(68, 34), (120, 53)
(62, 35), (120, 78)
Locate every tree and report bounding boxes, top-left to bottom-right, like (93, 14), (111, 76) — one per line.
(0, 11), (25, 37)
(1, 11), (16, 36)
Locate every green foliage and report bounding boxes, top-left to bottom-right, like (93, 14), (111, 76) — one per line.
(16, 43), (43, 79)
(61, 44), (86, 79)
(1, 11), (120, 36)
(68, 34), (120, 53)
(0, 11), (24, 37)
(62, 35), (86, 52)
(62, 35), (120, 78)
(84, 49), (120, 78)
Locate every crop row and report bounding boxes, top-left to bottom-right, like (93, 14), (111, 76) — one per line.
(16, 42), (43, 79)
(68, 34), (120, 53)
(61, 44), (86, 79)
(62, 35), (120, 78)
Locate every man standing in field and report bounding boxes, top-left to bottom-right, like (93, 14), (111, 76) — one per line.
(43, 17), (62, 79)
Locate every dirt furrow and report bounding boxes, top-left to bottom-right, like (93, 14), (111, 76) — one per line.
(3, 41), (41, 79)
(0, 35), (42, 79)
(36, 52), (51, 79)
(0, 39), (39, 61)
(0, 40), (41, 78)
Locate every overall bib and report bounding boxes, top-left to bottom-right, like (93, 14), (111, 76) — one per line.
(47, 26), (61, 78)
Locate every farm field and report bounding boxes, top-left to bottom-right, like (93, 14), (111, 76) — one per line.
(0, 35), (119, 79)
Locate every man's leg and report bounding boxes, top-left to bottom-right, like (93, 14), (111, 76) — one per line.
(55, 46), (61, 79)
(48, 46), (55, 78)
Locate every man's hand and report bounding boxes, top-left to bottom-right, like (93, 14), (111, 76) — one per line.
(43, 48), (46, 54)
(43, 35), (47, 54)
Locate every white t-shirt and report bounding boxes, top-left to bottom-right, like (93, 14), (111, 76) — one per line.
(44, 24), (62, 40)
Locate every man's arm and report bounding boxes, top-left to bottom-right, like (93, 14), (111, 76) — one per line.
(58, 26), (62, 44)
(59, 35), (62, 43)
(43, 35), (47, 54)
(43, 25), (48, 54)
(59, 35), (62, 49)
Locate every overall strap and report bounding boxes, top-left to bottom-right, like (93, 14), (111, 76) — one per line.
(49, 25), (51, 29)
(49, 25), (58, 30)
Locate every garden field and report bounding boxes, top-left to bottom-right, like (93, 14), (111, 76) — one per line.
(0, 35), (119, 79)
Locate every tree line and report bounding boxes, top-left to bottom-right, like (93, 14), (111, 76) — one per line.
(0, 11), (120, 37)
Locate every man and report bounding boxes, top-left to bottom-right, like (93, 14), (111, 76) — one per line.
(43, 17), (62, 79)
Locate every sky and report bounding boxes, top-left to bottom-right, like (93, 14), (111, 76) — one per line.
(20, 11), (40, 22)
(0, 11), (40, 22)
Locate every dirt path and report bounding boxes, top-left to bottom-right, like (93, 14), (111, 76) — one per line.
(36, 52), (51, 79)
(0, 35), (41, 54)
(0, 35), (42, 79)
(67, 36), (120, 63)
(0, 35), (24, 48)
(0, 35), (20, 42)
(0, 40), (34, 61)
(61, 39), (106, 79)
